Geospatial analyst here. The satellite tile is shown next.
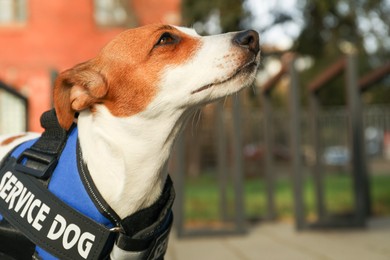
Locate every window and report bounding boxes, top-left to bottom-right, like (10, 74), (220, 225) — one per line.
(0, 0), (27, 25)
(0, 82), (28, 134)
(94, 0), (136, 27)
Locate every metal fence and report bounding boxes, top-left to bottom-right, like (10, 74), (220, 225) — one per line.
(247, 104), (390, 166)
(171, 93), (390, 235)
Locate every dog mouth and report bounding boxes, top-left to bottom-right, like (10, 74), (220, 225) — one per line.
(191, 59), (259, 94)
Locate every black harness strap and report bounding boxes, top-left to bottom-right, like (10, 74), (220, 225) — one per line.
(0, 219), (35, 259)
(15, 110), (68, 180)
(0, 144), (36, 259)
(112, 176), (175, 260)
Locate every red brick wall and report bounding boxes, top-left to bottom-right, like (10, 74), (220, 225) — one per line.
(0, 0), (180, 132)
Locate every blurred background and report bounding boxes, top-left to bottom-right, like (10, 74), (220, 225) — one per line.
(0, 0), (389, 258)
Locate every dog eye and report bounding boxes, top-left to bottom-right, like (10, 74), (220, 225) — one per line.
(156, 32), (176, 46)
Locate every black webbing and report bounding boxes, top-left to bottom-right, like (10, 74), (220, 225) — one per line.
(116, 176), (175, 251)
(31, 109), (67, 154)
(15, 109), (69, 179)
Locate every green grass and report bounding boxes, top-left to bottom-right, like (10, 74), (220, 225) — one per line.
(183, 173), (390, 223)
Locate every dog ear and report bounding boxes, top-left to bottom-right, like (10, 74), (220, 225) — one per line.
(54, 62), (108, 130)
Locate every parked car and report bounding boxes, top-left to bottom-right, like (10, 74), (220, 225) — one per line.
(322, 146), (350, 166)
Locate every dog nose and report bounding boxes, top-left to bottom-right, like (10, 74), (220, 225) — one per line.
(233, 30), (260, 54)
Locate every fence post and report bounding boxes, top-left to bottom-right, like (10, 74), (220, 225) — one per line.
(173, 133), (186, 236)
(261, 92), (276, 220)
(232, 94), (246, 233)
(288, 57), (305, 230)
(346, 53), (371, 222)
(309, 93), (326, 220)
(216, 102), (228, 221)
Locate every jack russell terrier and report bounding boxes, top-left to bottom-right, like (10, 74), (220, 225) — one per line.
(0, 24), (260, 259)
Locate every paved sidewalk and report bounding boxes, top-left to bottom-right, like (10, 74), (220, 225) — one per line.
(166, 218), (390, 260)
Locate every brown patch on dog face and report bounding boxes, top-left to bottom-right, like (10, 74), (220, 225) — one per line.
(1, 134), (26, 146)
(54, 24), (201, 129)
(96, 24), (201, 118)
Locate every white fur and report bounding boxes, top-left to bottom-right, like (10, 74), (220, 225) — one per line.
(0, 133), (40, 158)
(1, 26), (260, 219)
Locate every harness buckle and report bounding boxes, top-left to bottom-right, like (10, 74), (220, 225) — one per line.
(110, 226), (125, 233)
(15, 148), (58, 179)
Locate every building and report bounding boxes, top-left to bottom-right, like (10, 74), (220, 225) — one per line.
(0, 0), (180, 133)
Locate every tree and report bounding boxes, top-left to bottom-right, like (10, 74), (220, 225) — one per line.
(181, 0), (249, 33)
(181, 0), (390, 105)
(292, 0), (390, 105)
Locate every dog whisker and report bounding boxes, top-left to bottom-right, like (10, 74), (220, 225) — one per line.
(251, 83), (257, 95)
(190, 109), (202, 136)
(223, 96), (229, 108)
(196, 109), (202, 129)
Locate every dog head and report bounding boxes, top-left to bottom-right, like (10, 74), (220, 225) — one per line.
(54, 24), (260, 129)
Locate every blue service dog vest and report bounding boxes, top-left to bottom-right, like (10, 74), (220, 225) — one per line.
(1, 127), (115, 259)
(0, 110), (174, 260)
